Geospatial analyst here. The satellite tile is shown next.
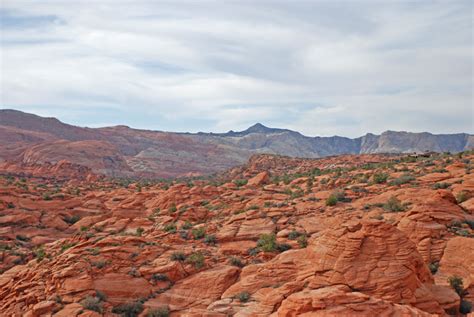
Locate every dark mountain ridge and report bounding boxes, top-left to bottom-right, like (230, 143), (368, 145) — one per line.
(1, 109), (472, 177)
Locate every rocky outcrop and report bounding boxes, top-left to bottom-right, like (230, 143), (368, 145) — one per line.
(221, 221), (446, 315)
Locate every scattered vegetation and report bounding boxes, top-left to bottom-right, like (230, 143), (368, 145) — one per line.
(81, 296), (103, 313)
(448, 275), (464, 296)
(191, 227), (206, 240)
(456, 191), (469, 204)
(112, 301), (144, 317)
(204, 234), (217, 245)
(170, 251), (186, 262)
(237, 291), (251, 303)
(428, 262), (439, 274)
(383, 196), (406, 212)
(164, 223), (177, 233)
(147, 307), (170, 317)
(233, 179), (248, 187)
(389, 174), (415, 186)
(229, 256), (244, 267)
(372, 172), (389, 184)
(186, 252), (205, 269)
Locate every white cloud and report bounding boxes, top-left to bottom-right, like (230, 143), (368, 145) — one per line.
(0, 0), (472, 136)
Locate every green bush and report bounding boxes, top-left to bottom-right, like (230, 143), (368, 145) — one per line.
(81, 296), (103, 313)
(147, 307), (170, 317)
(372, 172), (389, 184)
(432, 182), (450, 189)
(229, 256), (244, 267)
(63, 215), (81, 225)
(136, 227), (144, 236)
(170, 251), (186, 262)
(168, 204), (177, 213)
(460, 300), (472, 314)
(34, 246), (46, 262)
(389, 174), (415, 186)
(276, 243), (291, 252)
(383, 196), (406, 212)
(186, 252), (205, 269)
(456, 191), (469, 203)
(191, 227), (206, 240)
(164, 223), (177, 233)
(288, 230), (301, 240)
(204, 234), (217, 245)
(233, 179), (248, 187)
(297, 235), (308, 248)
(257, 234), (277, 252)
(326, 195), (338, 206)
(237, 291), (250, 302)
(112, 301), (144, 317)
(95, 290), (107, 302)
(428, 262), (439, 274)
(151, 273), (169, 282)
(448, 275), (464, 296)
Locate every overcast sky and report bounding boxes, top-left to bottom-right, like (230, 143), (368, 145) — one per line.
(0, 0), (472, 137)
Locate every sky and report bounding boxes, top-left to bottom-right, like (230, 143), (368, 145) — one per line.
(0, 0), (472, 137)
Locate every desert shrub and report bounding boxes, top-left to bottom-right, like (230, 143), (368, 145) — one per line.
(456, 191), (469, 203)
(465, 220), (474, 230)
(204, 234), (217, 245)
(229, 256), (244, 267)
(326, 195), (338, 206)
(136, 227), (144, 236)
(81, 296), (103, 313)
(16, 235), (30, 242)
(288, 230), (302, 240)
(247, 205), (259, 210)
(95, 290), (107, 302)
(34, 246), (46, 261)
(247, 247), (259, 256)
(460, 300), (472, 314)
(428, 262), (439, 274)
(383, 196), (405, 212)
(151, 273), (169, 282)
(297, 235), (308, 248)
(112, 301), (144, 317)
(389, 174), (415, 186)
(7, 202), (15, 208)
(147, 307), (170, 317)
(233, 179), (248, 187)
(60, 243), (76, 253)
(164, 223), (177, 233)
(168, 204), (177, 213)
(372, 172), (389, 184)
(191, 227), (206, 240)
(92, 260), (108, 269)
(257, 234), (277, 252)
(237, 291), (250, 302)
(63, 215), (81, 225)
(276, 243), (291, 252)
(170, 251), (186, 262)
(448, 275), (464, 296)
(432, 182), (450, 189)
(186, 252), (205, 269)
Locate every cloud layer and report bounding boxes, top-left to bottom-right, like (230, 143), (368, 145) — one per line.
(1, 0), (472, 136)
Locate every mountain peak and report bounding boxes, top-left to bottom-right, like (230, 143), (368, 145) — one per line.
(246, 123), (272, 133)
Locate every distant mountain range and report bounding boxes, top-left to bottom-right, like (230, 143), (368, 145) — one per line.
(1, 109), (472, 177)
